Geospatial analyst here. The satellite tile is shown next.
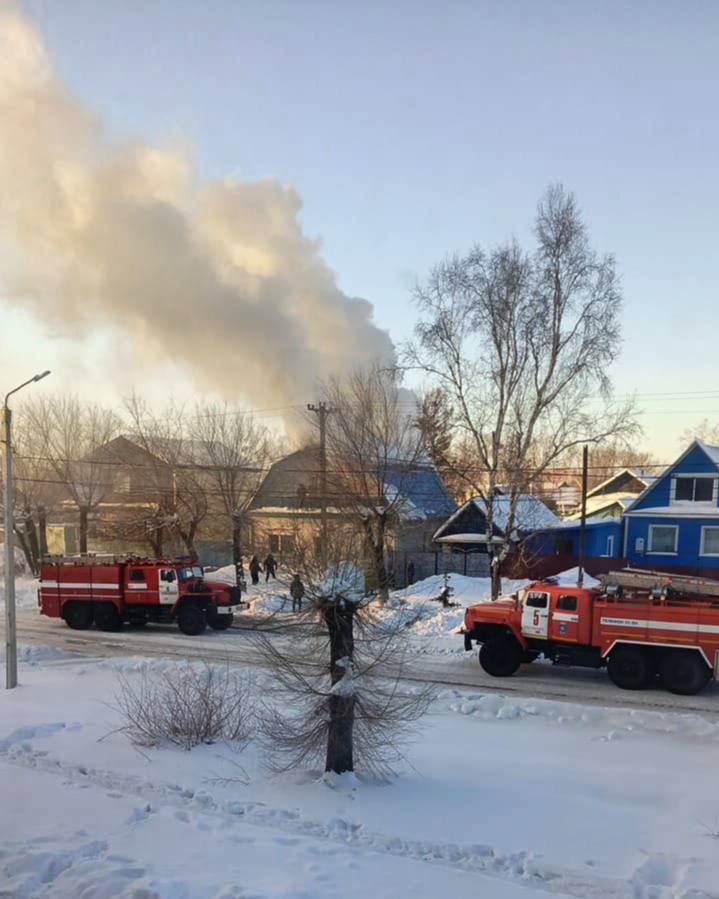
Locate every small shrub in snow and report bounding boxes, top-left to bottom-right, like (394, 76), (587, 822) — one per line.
(114, 663), (255, 751)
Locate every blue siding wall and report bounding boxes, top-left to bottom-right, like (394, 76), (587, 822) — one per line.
(632, 444), (719, 511)
(625, 516), (719, 569)
(526, 520), (622, 558)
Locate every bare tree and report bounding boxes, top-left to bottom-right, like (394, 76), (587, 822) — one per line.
(321, 366), (427, 604)
(561, 440), (655, 492)
(23, 396), (121, 554)
(256, 527), (432, 778)
(680, 419), (719, 448)
(407, 184), (638, 597)
(189, 401), (272, 583)
(2, 410), (57, 573)
(124, 395), (209, 561)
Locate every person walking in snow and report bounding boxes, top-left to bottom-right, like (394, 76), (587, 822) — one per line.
(249, 555), (262, 585)
(290, 574), (305, 612)
(264, 552), (277, 581)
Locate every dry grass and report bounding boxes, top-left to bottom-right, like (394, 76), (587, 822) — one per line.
(114, 663), (255, 751)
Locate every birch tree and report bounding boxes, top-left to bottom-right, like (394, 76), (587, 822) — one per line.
(321, 366), (426, 604)
(23, 396), (121, 554)
(124, 396), (209, 561)
(189, 401), (272, 582)
(407, 184), (637, 597)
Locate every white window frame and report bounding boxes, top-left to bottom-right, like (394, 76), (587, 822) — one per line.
(699, 526), (719, 557)
(670, 475), (718, 505)
(605, 535), (615, 557)
(647, 524), (679, 555)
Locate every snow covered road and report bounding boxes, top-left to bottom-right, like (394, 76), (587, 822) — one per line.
(2, 657), (719, 898)
(14, 607), (719, 718)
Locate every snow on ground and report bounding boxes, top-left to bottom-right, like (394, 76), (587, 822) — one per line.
(207, 565), (598, 655)
(1, 654), (718, 898)
(0, 574), (40, 611)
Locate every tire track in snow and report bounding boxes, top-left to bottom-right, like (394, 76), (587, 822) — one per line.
(0, 734), (707, 899)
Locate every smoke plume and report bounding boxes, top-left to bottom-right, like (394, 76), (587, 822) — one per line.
(0, 5), (395, 414)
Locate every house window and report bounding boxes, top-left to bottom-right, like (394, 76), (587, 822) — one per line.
(672, 476), (717, 504)
(700, 527), (719, 557)
(269, 534), (280, 553)
(555, 536), (573, 555)
(648, 524), (678, 554)
(605, 535), (615, 557)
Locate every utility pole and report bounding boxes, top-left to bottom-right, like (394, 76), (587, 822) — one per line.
(307, 402), (332, 565)
(4, 370), (51, 689)
(577, 444), (589, 588)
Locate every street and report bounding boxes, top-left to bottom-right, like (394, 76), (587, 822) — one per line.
(15, 607), (719, 718)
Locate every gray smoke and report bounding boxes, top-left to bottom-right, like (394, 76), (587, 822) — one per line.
(0, 4), (395, 415)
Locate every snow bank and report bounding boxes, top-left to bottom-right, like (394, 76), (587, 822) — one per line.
(2, 658), (719, 898)
(0, 575), (39, 610)
(0, 642), (69, 665)
(0, 546), (30, 576)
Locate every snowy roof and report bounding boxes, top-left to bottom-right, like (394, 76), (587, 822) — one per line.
(473, 495), (560, 533)
(434, 493), (560, 542)
(624, 439), (719, 515)
(698, 440), (719, 465)
(250, 448), (455, 520)
(382, 466), (456, 520)
(563, 492), (636, 521)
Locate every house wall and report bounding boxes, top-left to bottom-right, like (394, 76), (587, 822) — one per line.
(624, 515), (719, 575)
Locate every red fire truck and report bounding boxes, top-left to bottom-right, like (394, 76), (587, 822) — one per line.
(39, 556), (242, 635)
(462, 569), (719, 695)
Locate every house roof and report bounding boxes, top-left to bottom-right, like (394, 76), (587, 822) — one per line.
(249, 448), (455, 520)
(564, 491), (637, 521)
(249, 447), (322, 512)
(624, 439), (719, 515)
(434, 494), (560, 541)
(586, 467), (654, 499)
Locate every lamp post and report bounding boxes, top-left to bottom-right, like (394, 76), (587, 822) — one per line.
(4, 370), (51, 689)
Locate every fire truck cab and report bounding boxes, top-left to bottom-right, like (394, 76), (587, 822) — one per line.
(39, 556), (243, 636)
(463, 571), (719, 696)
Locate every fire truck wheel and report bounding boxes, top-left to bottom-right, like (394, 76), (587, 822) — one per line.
(659, 651), (712, 696)
(94, 603), (123, 632)
(63, 602), (94, 630)
(177, 604), (207, 636)
(479, 636), (522, 677)
(607, 646), (654, 690)
(208, 613), (234, 630)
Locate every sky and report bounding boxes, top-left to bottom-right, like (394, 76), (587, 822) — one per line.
(2, 0), (718, 459)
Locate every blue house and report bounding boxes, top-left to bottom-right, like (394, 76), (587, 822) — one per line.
(623, 440), (719, 577)
(524, 440), (719, 581)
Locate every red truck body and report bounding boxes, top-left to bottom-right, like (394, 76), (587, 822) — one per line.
(463, 570), (719, 695)
(39, 557), (242, 636)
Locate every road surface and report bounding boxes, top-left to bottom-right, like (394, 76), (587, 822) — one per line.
(14, 607), (719, 717)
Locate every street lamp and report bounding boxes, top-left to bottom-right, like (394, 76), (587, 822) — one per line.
(3, 370), (51, 689)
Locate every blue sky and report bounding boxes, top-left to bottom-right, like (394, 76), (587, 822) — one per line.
(6, 0), (719, 456)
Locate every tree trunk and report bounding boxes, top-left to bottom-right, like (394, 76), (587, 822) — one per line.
(232, 513), (243, 586)
(13, 525), (34, 575)
(177, 521), (199, 561)
(38, 505), (48, 558)
(79, 505), (89, 554)
(363, 516), (389, 604)
(490, 554), (502, 600)
(24, 511), (40, 575)
(323, 601), (356, 774)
